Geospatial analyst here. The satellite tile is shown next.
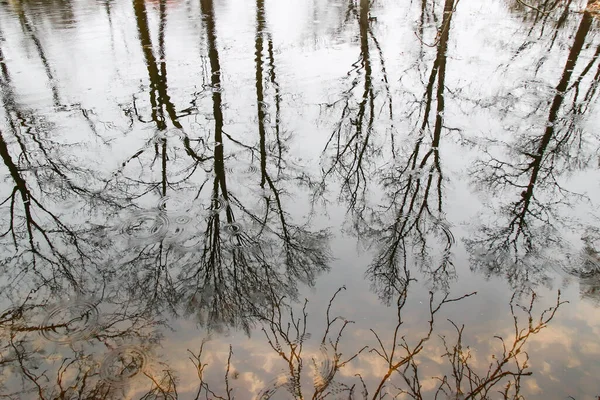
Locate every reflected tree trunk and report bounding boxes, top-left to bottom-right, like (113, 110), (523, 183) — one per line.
(514, 11), (592, 238)
(200, 0), (229, 203)
(363, 0), (458, 300)
(467, 9), (597, 291)
(255, 0), (268, 188)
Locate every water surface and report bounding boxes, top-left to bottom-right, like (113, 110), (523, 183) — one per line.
(0, 0), (599, 398)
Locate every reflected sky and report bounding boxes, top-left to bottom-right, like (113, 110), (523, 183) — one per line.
(0, 0), (599, 398)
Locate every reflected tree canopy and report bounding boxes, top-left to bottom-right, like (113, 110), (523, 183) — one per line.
(466, 5), (600, 293)
(0, 0), (599, 398)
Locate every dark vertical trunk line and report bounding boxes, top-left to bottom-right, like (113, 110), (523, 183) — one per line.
(162, 142), (168, 196)
(355, 0), (372, 141)
(266, 35), (283, 172)
(419, 0), (427, 54)
(157, 0), (182, 130)
(432, 0), (454, 148)
(133, 0), (165, 128)
(359, 0), (372, 84)
(430, 0), (455, 215)
(159, 0), (167, 61)
(0, 129), (36, 249)
(256, 0), (268, 188)
(200, 0), (228, 201)
(517, 11), (592, 231)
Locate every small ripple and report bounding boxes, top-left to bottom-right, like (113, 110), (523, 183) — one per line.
(173, 215), (193, 225)
(120, 211), (169, 244)
(203, 140), (222, 149)
(435, 218), (455, 247)
(255, 373), (289, 400)
(203, 84), (223, 93)
(225, 162), (260, 176)
(581, 253), (600, 275)
(222, 222), (244, 236)
(151, 129), (186, 144)
(164, 224), (187, 243)
(152, 134), (167, 144)
(207, 196), (228, 215)
(560, 251), (600, 279)
(226, 234), (256, 249)
(166, 128), (187, 139)
(157, 195), (200, 214)
(41, 299), (99, 343)
(313, 344), (335, 390)
(244, 164), (260, 175)
(100, 346), (148, 387)
(291, 332), (312, 345)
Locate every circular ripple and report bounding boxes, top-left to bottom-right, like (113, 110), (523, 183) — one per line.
(313, 344), (335, 390)
(256, 374), (290, 400)
(243, 163), (260, 175)
(225, 162), (260, 176)
(203, 140), (222, 149)
(164, 224), (187, 243)
(120, 212), (169, 243)
(173, 215), (192, 225)
(156, 195), (200, 214)
(156, 196), (172, 211)
(207, 197), (228, 215)
(566, 252), (600, 279)
(151, 129), (185, 144)
(152, 131), (167, 144)
(100, 346), (147, 386)
(165, 128), (186, 139)
(222, 222), (243, 236)
(41, 300), (99, 343)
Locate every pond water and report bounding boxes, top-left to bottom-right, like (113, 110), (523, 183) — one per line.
(0, 0), (599, 398)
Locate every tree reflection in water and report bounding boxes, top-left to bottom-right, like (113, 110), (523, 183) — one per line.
(314, 0), (460, 301)
(0, 0), (598, 398)
(0, 268), (565, 399)
(466, 3), (600, 295)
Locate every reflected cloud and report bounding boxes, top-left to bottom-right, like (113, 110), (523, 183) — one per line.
(0, 0), (599, 398)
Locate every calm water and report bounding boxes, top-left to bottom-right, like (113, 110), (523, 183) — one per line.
(0, 0), (599, 398)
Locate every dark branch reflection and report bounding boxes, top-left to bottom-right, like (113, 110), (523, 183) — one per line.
(0, 284), (177, 399)
(0, 0), (598, 397)
(0, 0), (332, 342)
(316, 0), (394, 212)
(466, 7), (600, 293)
(75, 0), (333, 334)
(314, 0), (460, 303)
(362, 0), (459, 302)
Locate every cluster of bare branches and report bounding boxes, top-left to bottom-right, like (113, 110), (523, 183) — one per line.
(466, 6), (600, 292)
(315, 0), (395, 213)
(0, 0), (333, 339)
(350, 0), (461, 300)
(186, 280), (565, 400)
(0, 288), (173, 400)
